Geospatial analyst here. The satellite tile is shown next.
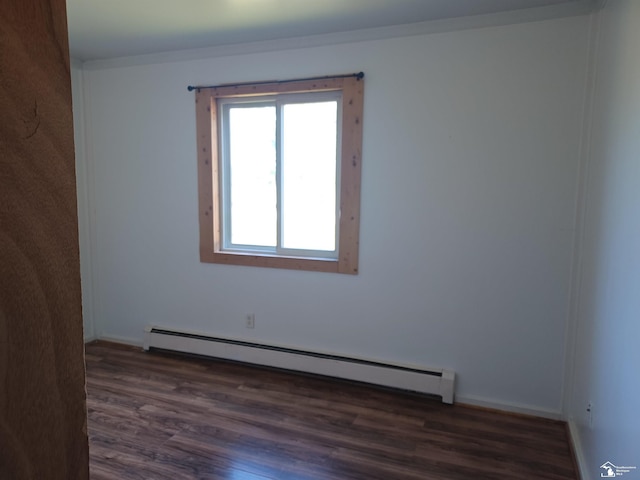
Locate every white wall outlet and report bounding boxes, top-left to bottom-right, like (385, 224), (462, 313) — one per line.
(245, 314), (255, 329)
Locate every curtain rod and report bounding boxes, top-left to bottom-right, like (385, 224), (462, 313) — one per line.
(187, 72), (364, 92)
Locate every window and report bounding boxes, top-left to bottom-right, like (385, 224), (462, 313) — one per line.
(194, 73), (364, 274)
(219, 92), (339, 257)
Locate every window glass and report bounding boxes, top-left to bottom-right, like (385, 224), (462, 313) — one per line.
(281, 100), (338, 252)
(228, 105), (276, 247)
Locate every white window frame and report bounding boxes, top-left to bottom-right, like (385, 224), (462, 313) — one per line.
(218, 91), (342, 260)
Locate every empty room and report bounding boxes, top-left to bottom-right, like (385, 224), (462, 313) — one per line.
(1, 0), (638, 479)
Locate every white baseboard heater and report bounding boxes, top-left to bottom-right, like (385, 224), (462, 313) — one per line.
(144, 326), (455, 404)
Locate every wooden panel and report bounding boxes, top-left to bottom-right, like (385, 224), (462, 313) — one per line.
(86, 342), (578, 480)
(195, 89), (216, 262)
(0, 1), (89, 479)
(210, 250), (339, 273)
(338, 76), (364, 274)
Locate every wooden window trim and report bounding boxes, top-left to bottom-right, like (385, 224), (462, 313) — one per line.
(195, 75), (364, 274)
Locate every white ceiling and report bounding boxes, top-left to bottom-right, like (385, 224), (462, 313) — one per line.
(66, 0), (596, 61)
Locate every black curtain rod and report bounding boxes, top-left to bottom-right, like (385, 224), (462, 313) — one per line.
(187, 72), (364, 92)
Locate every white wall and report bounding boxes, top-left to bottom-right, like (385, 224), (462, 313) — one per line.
(79, 15), (590, 415)
(568, 2), (640, 478)
(71, 61), (95, 341)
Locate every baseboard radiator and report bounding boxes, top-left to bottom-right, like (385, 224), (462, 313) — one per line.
(144, 326), (455, 404)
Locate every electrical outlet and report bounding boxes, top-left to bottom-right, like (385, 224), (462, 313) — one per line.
(245, 314), (255, 329)
(587, 402), (594, 428)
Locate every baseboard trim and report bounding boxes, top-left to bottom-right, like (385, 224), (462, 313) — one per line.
(456, 394), (563, 420)
(93, 334), (144, 348)
(567, 419), (590, 480)
(144, 326), (455, 404)
(85, 338), (143, 352)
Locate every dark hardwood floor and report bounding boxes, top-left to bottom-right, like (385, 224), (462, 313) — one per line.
(86, 341), (577, 480)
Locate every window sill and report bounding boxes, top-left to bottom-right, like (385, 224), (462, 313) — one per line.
(200, 249), (357, 274)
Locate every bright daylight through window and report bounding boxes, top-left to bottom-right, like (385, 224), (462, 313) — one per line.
(194, 73), (364, 274)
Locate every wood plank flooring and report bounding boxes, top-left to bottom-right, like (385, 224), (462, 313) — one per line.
(86, 341), (577, 480)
